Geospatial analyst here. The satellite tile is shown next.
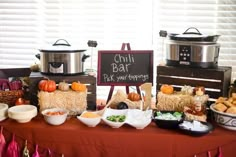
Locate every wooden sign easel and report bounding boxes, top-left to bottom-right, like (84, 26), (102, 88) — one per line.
(106, 43), (141, 104)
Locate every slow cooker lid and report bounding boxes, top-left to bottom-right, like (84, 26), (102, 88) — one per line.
(39, 39), (86, 53)
(168, 27), (220, 42)
(165, 39), (220, 45)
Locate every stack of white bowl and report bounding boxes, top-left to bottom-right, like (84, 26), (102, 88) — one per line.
(0, 103), (8, 121)
(8, 105), (37, 123)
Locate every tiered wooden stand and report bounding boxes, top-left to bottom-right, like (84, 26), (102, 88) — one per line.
(29, 72), (97, 110)
(156, 65), (232, 102)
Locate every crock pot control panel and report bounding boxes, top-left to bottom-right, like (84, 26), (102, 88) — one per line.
(179, 45), (191, 65)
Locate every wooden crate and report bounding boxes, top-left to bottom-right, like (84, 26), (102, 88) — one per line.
(0, 68), (31, 79)
(29, 72), (97, 110)
(156, 66), (232, 101)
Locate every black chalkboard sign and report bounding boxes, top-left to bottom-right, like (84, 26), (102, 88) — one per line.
(97, 50), (153, 86)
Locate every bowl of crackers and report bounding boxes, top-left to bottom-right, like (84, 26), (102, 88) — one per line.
(210, 93), (236, 131)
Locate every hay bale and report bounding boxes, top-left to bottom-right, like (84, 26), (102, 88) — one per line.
(156, 92), (209, 112)
(38, 90), (87, 116)
(156, 92), (193, 112)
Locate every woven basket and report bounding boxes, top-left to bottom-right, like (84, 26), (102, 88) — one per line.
(0, 90), (24, 106)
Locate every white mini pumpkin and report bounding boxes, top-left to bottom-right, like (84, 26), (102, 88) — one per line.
(58, 81), (69, 91)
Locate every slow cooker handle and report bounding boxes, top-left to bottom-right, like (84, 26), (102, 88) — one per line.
(35, 53), (40, 60)
(53, 39), (71, 46)
(82, 54), (90, 62)
(183, 27), (202, 35)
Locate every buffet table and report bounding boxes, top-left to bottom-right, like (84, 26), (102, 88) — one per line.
(1, 115), (236, 157)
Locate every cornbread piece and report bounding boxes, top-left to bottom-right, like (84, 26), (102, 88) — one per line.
(213, 103), (228, 112)
(232, 93), (236, 99)
(233, 100), (236, 106)
(223, 100), (233, 108)
(215, 97), (227, 104)
(226, 107), (236, 114)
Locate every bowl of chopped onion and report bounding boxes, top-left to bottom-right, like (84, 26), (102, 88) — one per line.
(41, 108), (68, 125)
(126, 109), (152, 129)
(178, 120), (213, 136)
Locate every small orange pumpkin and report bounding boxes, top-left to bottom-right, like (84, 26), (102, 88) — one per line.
(127, 92), (141, 101)
(160, 84), (174, 94)
(71, 81), (87, 92)
(38, 79), (56, 92)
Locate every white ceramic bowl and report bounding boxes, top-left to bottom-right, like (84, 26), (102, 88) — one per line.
(102, 108), (128, 128)
(41, 108), (68, 125)
(0, 103), (8, 121)
(77, 111), (101, 127)
(210, 104), (236, 131)
(8, 105), (37, 123)
(126, 109), (152, 129)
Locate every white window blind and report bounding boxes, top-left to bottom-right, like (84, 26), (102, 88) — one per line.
(0, 0), (40, 67)
(0, 0), (153, 99)
(0, 0), (153, 66)
(0, 0), (235, 99)
(41, 0), (153, 70)
(216, 0), (236, 81)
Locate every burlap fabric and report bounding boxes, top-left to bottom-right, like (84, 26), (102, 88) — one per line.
(107, 90), (142, 109)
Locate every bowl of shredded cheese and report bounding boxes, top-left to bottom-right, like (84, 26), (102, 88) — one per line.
(77, 111), (101, 127)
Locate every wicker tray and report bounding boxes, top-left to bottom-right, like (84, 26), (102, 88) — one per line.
(0, 90), (24, 106)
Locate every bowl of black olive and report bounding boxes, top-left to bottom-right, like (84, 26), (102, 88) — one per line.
(117, 102), (129, 110)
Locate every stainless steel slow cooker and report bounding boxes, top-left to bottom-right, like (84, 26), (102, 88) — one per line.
(165, 27), (220, 68)
(37, 39), (89, 75)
